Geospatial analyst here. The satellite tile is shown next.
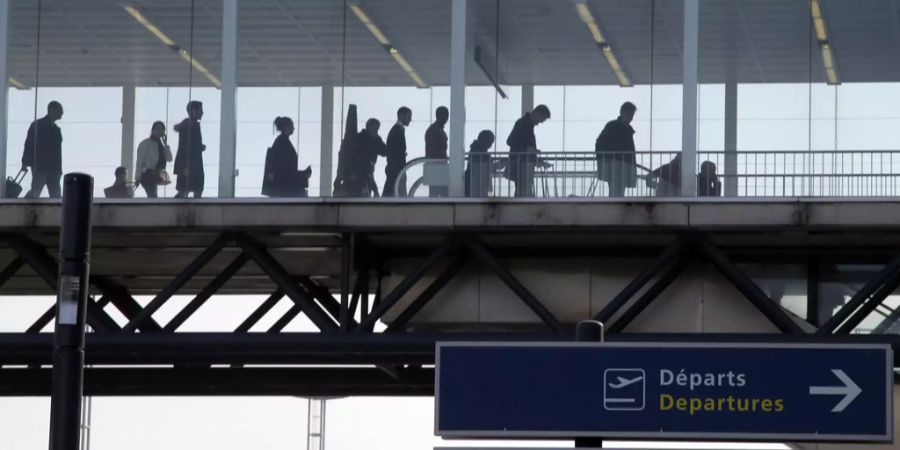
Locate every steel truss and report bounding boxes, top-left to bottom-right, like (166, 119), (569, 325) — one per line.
(0, 230), (899, 396)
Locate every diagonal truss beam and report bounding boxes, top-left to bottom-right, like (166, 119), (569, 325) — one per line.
(608, 255), (692, 333)
(818, 251), (900, 334)
(464, 237), (565, 333)
(268, 305), (302, 333)
(355, 237), (460, 333)
(164, 252), (250, 332)
(594, 239), (689, 324)
(6, 235), (121, 333)
(93, 277), (162, 332)
(692, 235), (804, 334)
(385, 256), (468, 334)
(834, 267), (900, 334)
(122, 234), (231, 333)
(235, 290), (284, 333)
(297, 276), (349, 326)
(236, 234), (338, 333)
(0, 257), (24, 289)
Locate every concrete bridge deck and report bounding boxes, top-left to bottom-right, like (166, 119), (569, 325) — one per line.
(1, 199), (900, 296)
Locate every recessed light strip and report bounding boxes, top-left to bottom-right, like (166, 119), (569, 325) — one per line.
(573, 1), (632, 87)
(809, 0), (840, 85)
(349, 2), (428, 88)
(123, 5), (222, 88)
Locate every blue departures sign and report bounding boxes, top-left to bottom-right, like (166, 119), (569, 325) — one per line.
(435, 343), (893, 442)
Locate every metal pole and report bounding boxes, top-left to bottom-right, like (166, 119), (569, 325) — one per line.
(320, 85), (334, 197)
(680, 0), (699, 197)
(724, 78), (738, 196)
(521, 84), (534, 116)
(49, 173), (94, 450)
(120, 85), (135, 183)
(0, 0), (9, 197)
(217, 0), (238, 198)
(448, 0), (467, 197)
(574, 320), (603, 448)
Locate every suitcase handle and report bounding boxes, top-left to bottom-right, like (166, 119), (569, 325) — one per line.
(13, 168), (27, 183)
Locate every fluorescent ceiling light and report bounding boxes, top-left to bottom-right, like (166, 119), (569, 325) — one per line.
(573, 1), (632, 87)
(349, 2), (428, 88)
(809, 0), (840, 85)
(123, 5), (222, 88)
(349, 4), (391, 46)
(809, 0), (827, 41)
(8, 77), (27, 90)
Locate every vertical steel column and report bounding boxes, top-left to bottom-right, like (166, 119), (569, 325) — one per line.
(0, 0), (9, 197)
(448, 0), (467, 197)
(724, 77), (738, 197)
(49, 174), (93, 450)
(218, 0), (238, 198)
(320, 85), (334, 197)
(521, 84), (534, 116)
(307, 398), (326, 450)
(120, 85), (135, 183)
(680, 0), (699, 197)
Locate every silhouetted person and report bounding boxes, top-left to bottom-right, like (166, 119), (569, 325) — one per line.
(698, 161), (722, 197)
(333, 104), (358, 196)
(344, 119), (387, 197)
(263, 116), (312, 198)
(650, 153), (681, 197)
(136, 121), (173, 198)
(596, 102), (637, 197)
(173, 101), (205, 198)
(383, 106), (412, 197)
(425, 106), (449, 197)
(22, 101), (64, 198)
(104, 167), (134, 199)
(507, 104), (551, 197)
(465, 130), (495, 197)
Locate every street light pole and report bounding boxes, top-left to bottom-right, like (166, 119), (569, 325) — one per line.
(49, 173), (94, 450)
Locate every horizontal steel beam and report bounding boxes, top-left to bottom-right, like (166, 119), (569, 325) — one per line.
(0, 367), (434, 397)
(2, 332), (900, 367)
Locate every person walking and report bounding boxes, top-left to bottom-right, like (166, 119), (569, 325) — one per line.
(595, 102), (638, 197)
(465, 130), (495, 197)
(263, 116), (312, 198)
(173, 101), (206, 198)
(506, 104), (551, 197)
(135, 121), (173, 198)
(22, 101), (64, 198)
(425, 106), (449, 197)
(382, 106), (411, 197)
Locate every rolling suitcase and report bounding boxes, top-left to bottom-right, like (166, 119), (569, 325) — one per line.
(5, 168), (27, 198)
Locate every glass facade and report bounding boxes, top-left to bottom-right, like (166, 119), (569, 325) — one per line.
(1, 0), (900, 199)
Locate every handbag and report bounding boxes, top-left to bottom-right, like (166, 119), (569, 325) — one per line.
(157, 169), (172, 186)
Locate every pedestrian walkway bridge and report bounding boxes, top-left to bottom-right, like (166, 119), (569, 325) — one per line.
(0, 199), (899, 400)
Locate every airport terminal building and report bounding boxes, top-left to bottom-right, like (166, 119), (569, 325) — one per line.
(1, 1), (900, 449)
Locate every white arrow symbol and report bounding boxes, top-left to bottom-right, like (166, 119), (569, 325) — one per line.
(809, 369), (862, 413)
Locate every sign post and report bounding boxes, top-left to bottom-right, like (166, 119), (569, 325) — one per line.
(436, 342), (893, 443)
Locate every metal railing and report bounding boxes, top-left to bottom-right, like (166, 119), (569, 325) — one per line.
(444, 150), (900, 199)
(8, 150), (900, 201)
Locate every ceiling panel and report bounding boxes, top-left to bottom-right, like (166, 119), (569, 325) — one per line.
(5, 0), (900, 87)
